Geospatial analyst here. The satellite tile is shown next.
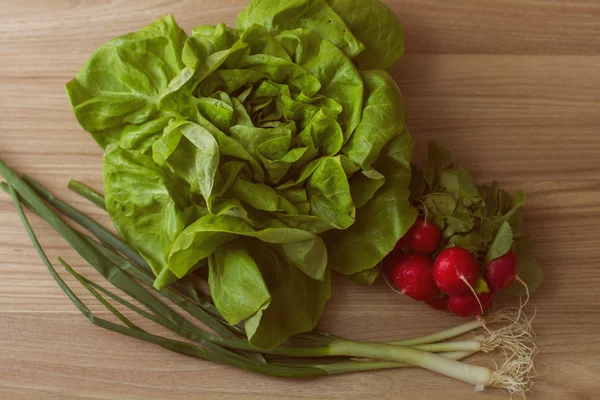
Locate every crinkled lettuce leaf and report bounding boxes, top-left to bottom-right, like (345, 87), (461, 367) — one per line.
(66, 16), (188, 153)
(244, 243), (331, 350)
(238, 0), (404, 70)
(237, 0), (365, 60)
(209, 241), (271, 325)
(324, 0), (404, 69)
(103, 145), (189, 289)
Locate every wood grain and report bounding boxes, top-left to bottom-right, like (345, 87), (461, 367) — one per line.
(1, 1), (599, 399)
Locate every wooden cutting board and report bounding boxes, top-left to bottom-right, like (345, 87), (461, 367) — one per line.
(1, 1), (599, 399)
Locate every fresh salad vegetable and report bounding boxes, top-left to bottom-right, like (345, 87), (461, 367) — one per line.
(448, 292), (494, 318)
(65, 0), (417, 351)
(485, 250), (518, 292)
(382, 140), (543, 317)
(0, 0), (542, 396)
(389, 253), (439, 301)
(433, 247), (479, 296)
(426, 294), (449, 311)
(404, 217), (441, 254)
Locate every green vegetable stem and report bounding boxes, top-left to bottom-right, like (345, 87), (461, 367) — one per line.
(68, 179), (106, 209)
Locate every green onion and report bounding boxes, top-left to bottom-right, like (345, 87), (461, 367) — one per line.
(23, 175), (149, 270)
(68, 179), (106, 209)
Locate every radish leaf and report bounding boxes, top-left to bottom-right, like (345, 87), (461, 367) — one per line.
(424, 193), (457, 217)
(443, 208), (474, 238)
(448, 233), (482, 253)
(506, 257), (543, 296)
(486, 221), (513, 262)
(424, 140), (455, 186)
(414, 140), (542, 296)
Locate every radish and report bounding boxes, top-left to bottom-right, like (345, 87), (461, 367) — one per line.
(404, 217), (441, 254)
(394, 235), (407, 251)
(391, 253), (439, 301)
(433, 247), (479, 296)
(448, 293), (494, 317)
(426, 294), (449, 311)
(485, 250), (517, 292)
(381, 249), (405, 283)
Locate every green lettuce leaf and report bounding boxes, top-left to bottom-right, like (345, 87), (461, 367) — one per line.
(152, 120), (220, 207)
(66, 16), (188, 152)
(209, 241), (270, 325)
(237, 0), (365, 59)
(324, 0), (404, 69)
(325, 132), (417, 275)
(244, 243), (331, 350)
(350, 266), (380, 286)
(343, 70), (405, 169)
(168, 215), (328, 281)
(276, 28), (364, 143)
(238, 0), (405, 70)
(103, 145), (189, 288)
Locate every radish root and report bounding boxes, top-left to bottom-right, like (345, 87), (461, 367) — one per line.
(381, 265), (403, 294)
(477, 314), (493, 335)
(458, 274), (485, 314)
(516, 275), (530, 306)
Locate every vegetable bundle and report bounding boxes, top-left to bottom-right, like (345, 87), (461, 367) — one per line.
(65, 0), (417, 350)
(412, 140), (542, 295)
(382, 141), (543, 316)
(0, 0), (541, 395)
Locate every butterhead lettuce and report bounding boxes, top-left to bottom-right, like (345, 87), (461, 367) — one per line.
(66, 0), (417, 350)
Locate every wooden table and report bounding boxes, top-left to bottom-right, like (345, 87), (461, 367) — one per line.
(1, 1), (599, 399)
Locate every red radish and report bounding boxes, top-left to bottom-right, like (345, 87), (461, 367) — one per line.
(485, 250), (517, 292)
(404, 218), (441, 254)
(382, 249), (404, 276)
(381, 248), (412, 290)
(448, 292), (494, 317)
(433, 247), (479, 296)
(426, 294), (449, 311)
(391, 253), (439, 301)
(394, 235), (408, 251)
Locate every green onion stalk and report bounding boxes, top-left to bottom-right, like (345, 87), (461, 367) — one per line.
(0, 158), (537, 396)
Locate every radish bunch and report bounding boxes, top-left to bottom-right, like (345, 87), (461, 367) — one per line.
(384, 218), (519, 317)
(382, 140), (542, 317)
